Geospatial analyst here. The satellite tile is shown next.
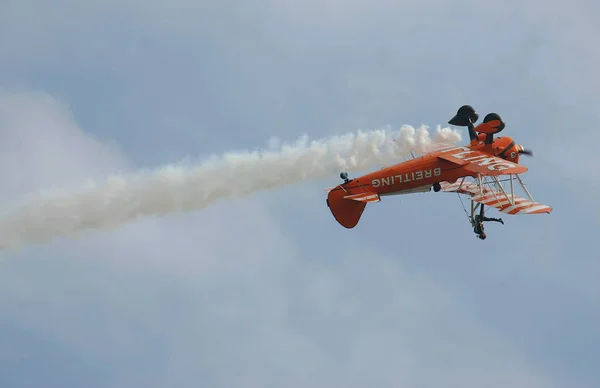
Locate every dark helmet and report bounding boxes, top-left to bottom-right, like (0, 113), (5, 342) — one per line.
(482, 112), (505, 132)
(478, 232), (487, 240)
(449, 105), (479, 126)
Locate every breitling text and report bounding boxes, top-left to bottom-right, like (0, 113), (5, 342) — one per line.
(372, 168), (442, 187)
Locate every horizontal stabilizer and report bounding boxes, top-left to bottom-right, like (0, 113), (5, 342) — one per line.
(343, 192), (380, 203)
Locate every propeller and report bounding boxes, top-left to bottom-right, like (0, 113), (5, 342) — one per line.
(517, 145), (533, 156)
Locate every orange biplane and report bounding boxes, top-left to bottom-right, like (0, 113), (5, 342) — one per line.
(325, 105), (552, 240)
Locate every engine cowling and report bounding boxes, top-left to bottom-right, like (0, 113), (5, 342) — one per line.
(492, 136), (533, 163)
(493, 137), (519, 163)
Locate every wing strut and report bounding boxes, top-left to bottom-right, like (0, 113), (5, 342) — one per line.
(492, 175), (514, 206)
(515, 174), (534, 202)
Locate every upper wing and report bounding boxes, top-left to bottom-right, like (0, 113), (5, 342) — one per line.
(440, 181), (552, 215)
(438, 149), (528, 176)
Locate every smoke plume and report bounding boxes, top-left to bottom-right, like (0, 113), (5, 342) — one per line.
(0, 125), (461, 249)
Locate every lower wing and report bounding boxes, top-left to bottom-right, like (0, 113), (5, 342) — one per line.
(440, 181), (552, 215)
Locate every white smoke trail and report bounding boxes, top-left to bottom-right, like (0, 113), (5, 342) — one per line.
(0, 125), (461, 250)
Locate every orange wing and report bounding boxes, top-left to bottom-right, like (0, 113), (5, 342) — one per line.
(438, 149), (528, 176)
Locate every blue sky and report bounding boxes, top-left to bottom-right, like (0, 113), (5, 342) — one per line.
(0, 1), (598, 387)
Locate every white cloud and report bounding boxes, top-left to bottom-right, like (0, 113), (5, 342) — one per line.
(3, 0), (597, 166)
(0, 88), (129, 199)
(1, 0), (599, 385)
(0, 90), (562, 387)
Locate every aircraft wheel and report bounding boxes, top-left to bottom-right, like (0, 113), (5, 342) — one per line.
(433, 182), (441, 192)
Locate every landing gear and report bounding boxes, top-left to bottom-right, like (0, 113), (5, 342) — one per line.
(340, 172), (351, 183)
(433, 182), (441, 192)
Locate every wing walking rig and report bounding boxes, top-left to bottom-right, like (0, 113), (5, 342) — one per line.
(324, 105), (552, 240)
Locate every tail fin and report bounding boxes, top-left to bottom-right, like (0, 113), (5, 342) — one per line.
(326, 185), (377, 228)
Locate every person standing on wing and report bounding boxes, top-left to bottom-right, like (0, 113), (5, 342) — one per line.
(471, 204), (504, 240)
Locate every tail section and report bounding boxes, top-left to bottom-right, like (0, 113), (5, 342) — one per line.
(326, 185), (379, 228)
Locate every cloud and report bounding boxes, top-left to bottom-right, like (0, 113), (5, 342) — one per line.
(1, 0), (599, 386)
(3, 0), (597, 156)
(137, 248), (558, 388)
(0, 90), (563, 387)
(0, 88), (129, 199)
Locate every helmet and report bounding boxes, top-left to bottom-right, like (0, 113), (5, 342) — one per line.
(482, 112), (505, 132)
(478, 232), (487, 240)
(449, 105), (479, 126)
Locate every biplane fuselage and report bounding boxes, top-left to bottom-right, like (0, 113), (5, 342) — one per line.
(326, 110), (552, 230)
(353, 135), (522, 197)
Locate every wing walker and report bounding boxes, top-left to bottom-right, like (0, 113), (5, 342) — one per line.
(325, 105), (552, 240)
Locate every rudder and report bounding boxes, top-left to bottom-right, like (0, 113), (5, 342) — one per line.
(326, 187), (367, 229)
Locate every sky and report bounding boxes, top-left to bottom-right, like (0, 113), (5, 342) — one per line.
(0, 0), (599, 387)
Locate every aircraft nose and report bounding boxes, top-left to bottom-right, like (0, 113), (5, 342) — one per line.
(518, 145), (533, 156)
